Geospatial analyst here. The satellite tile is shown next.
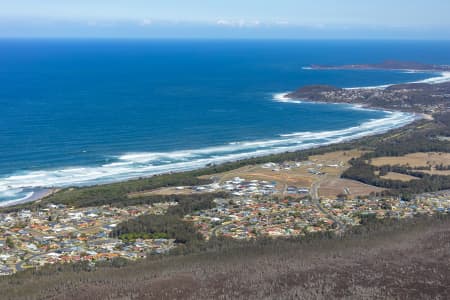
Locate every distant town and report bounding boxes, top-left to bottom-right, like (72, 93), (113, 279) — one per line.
(278, 61), (450, 115)
(308, 60), (450, 72)
(286, 81), (450, 114)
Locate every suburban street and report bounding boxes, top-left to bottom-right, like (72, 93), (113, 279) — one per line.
(310, 175), (346, 234)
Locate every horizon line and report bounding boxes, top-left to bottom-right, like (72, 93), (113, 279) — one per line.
(1, 36), (450, 41)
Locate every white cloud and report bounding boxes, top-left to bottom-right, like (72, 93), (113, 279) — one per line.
(140, 19), (152, 26)
(216, 19), (232, 26)
(274, 20), (290, 26)
(216, 19), (262, 28)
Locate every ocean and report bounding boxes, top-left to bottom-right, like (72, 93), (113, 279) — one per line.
(1, 39), (450, 204)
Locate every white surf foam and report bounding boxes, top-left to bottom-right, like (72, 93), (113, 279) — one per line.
(402, 70), (424, 74)
(301, 65), (450, 90)
(0, 192), (34, 207)
(414, 71), (450, 84)
(4, 68), (440, 205)
(280, 70), (450, 100)
(344, 71), (450, 90)
(0, 108), (418, 204)
(273, 92), (302, 104)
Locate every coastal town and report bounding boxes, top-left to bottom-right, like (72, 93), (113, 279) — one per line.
(286, 81), (450, 114)
(184, 188), (450, 240)
(1, 155), (450, 275)
(184, 197), (335, 239)
(1, 0), (450, 294)
(0, 202), (177, 275)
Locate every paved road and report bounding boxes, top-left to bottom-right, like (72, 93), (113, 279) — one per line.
(310, 175), (346, 234)
(15, 253), (43, 272)
(15, 261), (24, 272)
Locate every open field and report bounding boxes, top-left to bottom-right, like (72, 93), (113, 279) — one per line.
(416, 169), (450, 176)
(200, 150), (374, 197)
(309, 149), (365, 171)
(129, 187), (195, 197)
(380, 171), (420, 182)
(371, 152), (450, 168)
(130, 150), (376, 199)
(208, 164), (313, 188)
(318, 177), (384, 198)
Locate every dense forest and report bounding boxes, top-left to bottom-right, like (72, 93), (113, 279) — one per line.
(110, 195), (216, 249)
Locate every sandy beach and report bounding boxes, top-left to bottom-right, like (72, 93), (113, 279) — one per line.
(0, 188), (56, 208)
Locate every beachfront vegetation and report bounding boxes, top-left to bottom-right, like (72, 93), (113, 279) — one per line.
(2, 114), (449, 213)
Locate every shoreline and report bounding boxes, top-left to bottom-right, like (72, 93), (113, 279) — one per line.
(306, 60), (450, 73)
(281, 68), (450, 114)
(0, 105), (416, 208)
(0, 111), (420, 208)
(0, 68), (446, 208)
(277, 92), (434, 121)
(0, 188), (57, 208)
(345, 71), (450, 90)
(274, 91), (431, 119)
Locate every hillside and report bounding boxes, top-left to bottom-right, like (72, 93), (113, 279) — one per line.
(1, 215), (449, 299)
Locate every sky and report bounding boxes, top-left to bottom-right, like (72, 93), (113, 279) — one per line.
(1, 0), (450, 39)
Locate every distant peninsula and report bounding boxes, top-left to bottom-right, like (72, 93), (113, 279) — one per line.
(308, 60), (450, 72)
(285, 81), (450, 114)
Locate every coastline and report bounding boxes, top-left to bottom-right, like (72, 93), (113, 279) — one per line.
(307, 60), (450, 73)
(275, 91), (434, 121)
(0, 188), (56, 208)
(344, 71), (450, 90)
(274, 91), (430, 119)
(0, 111), (419, 208)
(1, 69), (447, 208)
(280, 68), (450, 114)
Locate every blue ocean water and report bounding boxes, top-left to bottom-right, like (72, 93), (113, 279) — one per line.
(1, 39), (450, 204)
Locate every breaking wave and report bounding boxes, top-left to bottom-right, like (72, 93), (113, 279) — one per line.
(344, 71), (450, 90)
(273, 92), (301, 104)
(415, 71), (450, 84)
(5, 68), (447, 205)
(0, 109), (418, 205)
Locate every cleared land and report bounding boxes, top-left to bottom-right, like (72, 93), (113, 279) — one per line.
(371, 152), (450, 168)
(210, 164), (313, 188)
(417, 169), (450, 176)
(130, 150), (382, 199)
(380, 171), (420, 182)
(129, 187), (194, 197)
(309, 149), (364, 168)
(318, 177), (384, 198)
(127, 150), (379, 199)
